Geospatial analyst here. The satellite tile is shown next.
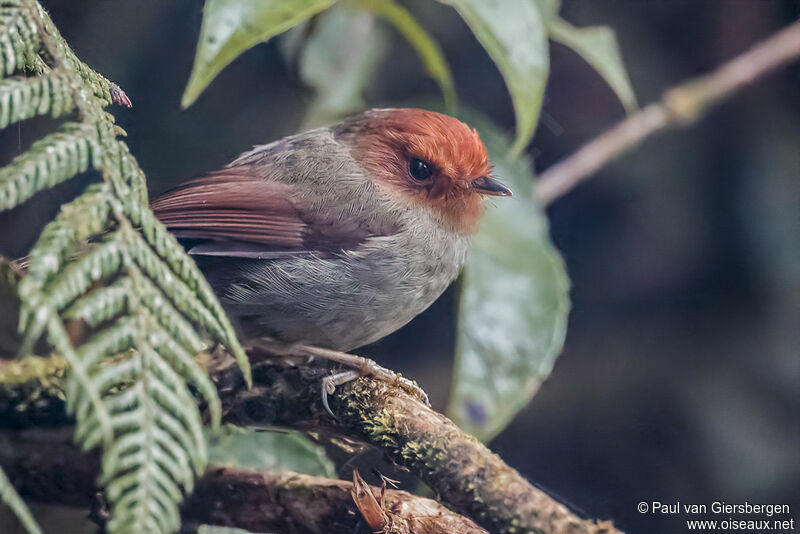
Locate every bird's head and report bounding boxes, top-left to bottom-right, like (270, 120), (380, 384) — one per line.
(337, 108), (511, 234)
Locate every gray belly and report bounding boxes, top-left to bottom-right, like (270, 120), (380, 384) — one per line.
(197, 234), (468, 351)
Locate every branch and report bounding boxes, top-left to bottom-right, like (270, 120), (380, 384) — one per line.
(0, 432), (487, 534)
(535, 19), (800, 206)
(0, 354), (620, 534)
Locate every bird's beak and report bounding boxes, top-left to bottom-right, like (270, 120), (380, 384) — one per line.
(471, 176), (512, 197)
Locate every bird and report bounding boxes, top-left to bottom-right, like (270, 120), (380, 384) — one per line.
(150, 108), (511, 409)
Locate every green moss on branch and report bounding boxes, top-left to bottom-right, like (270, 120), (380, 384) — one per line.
(0, 352), (622, 534)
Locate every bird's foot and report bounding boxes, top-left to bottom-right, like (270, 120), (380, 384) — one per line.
(295, 344), (429, 417)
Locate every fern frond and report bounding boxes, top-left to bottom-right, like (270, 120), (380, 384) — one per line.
(145, 320), (221, 427)
(0, 1), (39, 77)
(0, 122), (99, 211)
(18, 232), (122, 356)
(24, 183), (111, 287)
(118, 146), (148, 204)
(130, 206), (251, 386)
(41, 236), (125, 313)
(0, 70), (73, 128)
(0, 466), (43, 534)
(63, 308), (209, 533)
(126, 227), (243, 367)
(44, 308), (115, 444)
(86, 332), (205, 534)
(64, 277), (130, 326)
(1, 4), (252, 533)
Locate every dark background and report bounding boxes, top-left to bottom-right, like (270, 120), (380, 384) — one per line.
(1, 1), (798, 533)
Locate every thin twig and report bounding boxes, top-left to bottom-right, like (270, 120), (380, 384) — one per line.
(0, 354), (622, 534)
(536, 19), (800, 206)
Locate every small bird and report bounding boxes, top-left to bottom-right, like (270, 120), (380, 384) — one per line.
(151, 108), (511, 405)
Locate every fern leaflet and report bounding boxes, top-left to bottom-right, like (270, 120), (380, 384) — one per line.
(0, 2), (251, 533)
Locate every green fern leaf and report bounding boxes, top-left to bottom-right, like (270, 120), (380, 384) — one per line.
(36, 236), (125, 316)
(0, 466), (43, 534)
(2, 4), (251, 533)
(64, 276), (130, 327)
(125, 222), (250, 385)
(118, 146), (148, 205)
(65, 273), (221, 427)
(25, 184), (111, 287)
(0, 122), (99, 211)
(0, 71), (74, 128)
(129, 206), (251, 386)
(0, 2), (39, 77)
(45, 308), (116, 445)
(96, 339), (205, 534)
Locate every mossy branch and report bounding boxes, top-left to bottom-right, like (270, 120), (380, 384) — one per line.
(0, 353), (621, 534)
(0, 430), (487, 534)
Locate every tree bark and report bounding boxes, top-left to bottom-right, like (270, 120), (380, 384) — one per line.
(0, 353), (621, 534)
(0, 431), (487, 534)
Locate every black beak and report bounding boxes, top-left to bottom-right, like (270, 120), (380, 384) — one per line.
(471, 176), (512, 197)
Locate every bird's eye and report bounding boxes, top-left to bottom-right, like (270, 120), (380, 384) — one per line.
(408, 157), (433, 182)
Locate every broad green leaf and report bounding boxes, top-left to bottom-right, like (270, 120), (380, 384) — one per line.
(440, 0), (549, 155)
(182, 0), (335, 108)
(534, 0), (561, 22)
(298, 6), (387, 128)
(548, 18), (637, 112)
(353, 0), (456, 115)
(447, 112), (569, 442)
(207, 427), (335, 477)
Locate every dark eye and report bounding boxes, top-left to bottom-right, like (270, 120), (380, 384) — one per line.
(408, 157), (433, 182)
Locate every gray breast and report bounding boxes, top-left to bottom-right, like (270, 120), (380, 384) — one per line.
(203, 221), (469, 352)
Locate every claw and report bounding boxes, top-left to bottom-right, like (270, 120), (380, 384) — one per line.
(321, 379), (335, 418)
(320, 370), (360, 418)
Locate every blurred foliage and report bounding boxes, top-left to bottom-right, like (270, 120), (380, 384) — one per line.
(185, 0), (635, 153)
(0, 467), (41, 534)
(295, 6), (387, 127)
(207, 427), (335, 477)
(353, 0), (456, 114)
(184, 0), (546, 152)
(0, 1), (249, 533)
(546, 20), (636, 112)
(182, 0), (335, 108)
(442, 0), (549, 155)
(447, 111), (570, 441)
(536, 0), (635, 111)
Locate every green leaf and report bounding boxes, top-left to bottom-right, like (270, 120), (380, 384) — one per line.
(297, 5), (387, 127)
(547, 18), (637, 112)
(441, 0), (548, 155)
(182, 0), (335, 108)
(207, 427), (335, 477)
(353, 0), (456, 114)
(533, 0), (561, 22)
(447, 112), (569, 441)
(0, 467), (43, 534)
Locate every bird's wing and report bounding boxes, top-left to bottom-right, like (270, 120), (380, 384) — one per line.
(150, 169), (389, 258)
